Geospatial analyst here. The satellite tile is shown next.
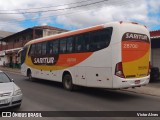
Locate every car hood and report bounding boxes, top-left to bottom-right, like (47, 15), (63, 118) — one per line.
(0, 82), (14, 93)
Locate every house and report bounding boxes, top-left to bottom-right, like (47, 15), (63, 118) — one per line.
(0, 26), (68, 67)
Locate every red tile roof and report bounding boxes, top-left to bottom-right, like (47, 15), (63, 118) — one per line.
(150, 30), (160, 38)
(32, 26), (68, 32)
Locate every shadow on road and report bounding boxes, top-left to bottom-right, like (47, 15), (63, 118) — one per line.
(149, 79), (160, 83)
(24, 78), (141, 101)
(25, 78), (63, 88)
(76, 87), (141, 101)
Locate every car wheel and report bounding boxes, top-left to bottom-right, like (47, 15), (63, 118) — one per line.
(63, 74), (74, 91)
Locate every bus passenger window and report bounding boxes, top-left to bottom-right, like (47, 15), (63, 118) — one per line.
(75, 35), (85, 52)
(37, 43), (42, 55)
(83, 33), (90, 51)
(67, 37), (74, 53)
(60, 39), (66, 54)
(42, 42), (47, 55)
(48, 41), (53, 54)
(21, 46), (28, 64)
(52, 40), (59, 54)
(35, 44), (39, 56)
(29, 44), (35, 56)
(90, 28), (112, 51)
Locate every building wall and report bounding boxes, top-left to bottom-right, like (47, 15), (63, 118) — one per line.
(0, 56), (8, 66)
(43, 29), (64, 37)
(151, 48), (160, 69)
(0, 26), (67, 68)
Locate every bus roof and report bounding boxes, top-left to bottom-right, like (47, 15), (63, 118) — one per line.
(24, 21), (147, 46)
(25, 24), (104, 46)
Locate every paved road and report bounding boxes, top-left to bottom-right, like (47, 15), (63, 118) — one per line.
(2, 72), (160, 120)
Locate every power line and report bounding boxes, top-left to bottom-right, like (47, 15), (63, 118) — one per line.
(0, 0), (136, 22)
(0, 0), (108, 24)
(0, 0), (108, 14)
(1, 4), (103, 23)
(0, 0), (137, 28)
(0, 0), (95, 11)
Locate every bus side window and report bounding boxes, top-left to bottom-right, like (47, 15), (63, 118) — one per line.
(83, 33), (90, 51)
(28, 44), (35, 56)
(35, 43), (42, 56)
(60, 38), (67, 54)
(21, 46), (29, 64)
(48, 41), (53, 54)
(67, 37), (74, 53)
(105, 27), (113, 46)
(90, 30), (100, 51)
(75, 35), (85, 52)
(52, 40), (59, 54)
(99, 28), (112, 49)
(90, 28), (113, 51)
(35, 44), (38, 56)
(42, 42), (47, 55)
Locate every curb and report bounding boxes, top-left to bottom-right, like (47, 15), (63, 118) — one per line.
(121, 84), (160, 97)
(122, 89), (160, 98)
(0, 67), (21, 74)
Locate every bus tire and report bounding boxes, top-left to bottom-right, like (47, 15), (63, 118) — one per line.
(27, 69), (33, 81)
(62, 74), (74, 91)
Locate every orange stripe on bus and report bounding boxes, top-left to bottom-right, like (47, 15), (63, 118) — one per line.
(122, 41), (150, 62)
(25, 52), (93, 71)
(56, 52), (93, 66)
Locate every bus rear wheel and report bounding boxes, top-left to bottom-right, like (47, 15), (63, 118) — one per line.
(63, 74), (74, 91)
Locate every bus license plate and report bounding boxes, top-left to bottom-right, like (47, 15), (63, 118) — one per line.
(135, 80), (140, 84)
(0, 99), (9, 104)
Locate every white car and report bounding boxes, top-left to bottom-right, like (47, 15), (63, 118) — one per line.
(0, 71), (22, 109)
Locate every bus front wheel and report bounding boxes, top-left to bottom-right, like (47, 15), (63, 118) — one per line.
(27, 69), (33, 81)
(63, 74), (74, 91)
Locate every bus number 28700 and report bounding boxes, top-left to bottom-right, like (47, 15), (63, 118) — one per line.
(123, 44), (139, 49)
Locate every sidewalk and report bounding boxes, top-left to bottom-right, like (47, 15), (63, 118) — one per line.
(0, 66), (160, 97)
(0, 66), (21, 74)
(123, 82), (160, 97)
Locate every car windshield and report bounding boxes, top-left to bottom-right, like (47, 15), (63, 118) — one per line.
(0, 72), (11, 83)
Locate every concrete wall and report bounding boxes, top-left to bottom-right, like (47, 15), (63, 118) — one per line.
(0, 56), (8, 66)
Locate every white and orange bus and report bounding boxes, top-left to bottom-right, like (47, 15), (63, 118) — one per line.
(20, 21), (150, 90)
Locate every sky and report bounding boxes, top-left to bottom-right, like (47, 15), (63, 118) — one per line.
(0, 0), (160, 32)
